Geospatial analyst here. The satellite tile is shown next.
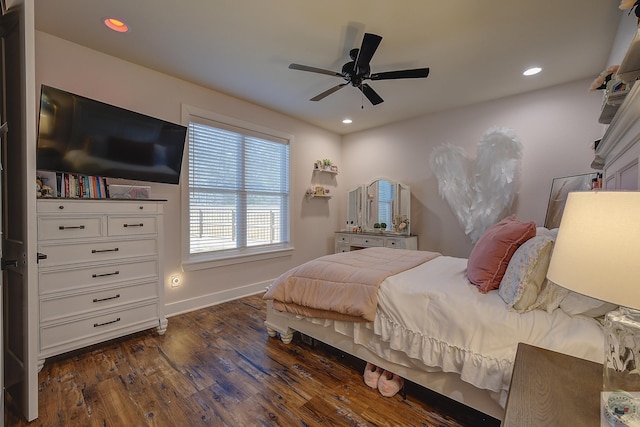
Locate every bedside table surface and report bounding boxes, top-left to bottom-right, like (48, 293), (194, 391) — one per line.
(503, 342), (603, 426)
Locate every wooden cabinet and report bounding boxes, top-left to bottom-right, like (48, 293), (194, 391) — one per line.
(334, 231), (417, 253)
(36, 199), (167, 369)
(503, 343), (602, 426)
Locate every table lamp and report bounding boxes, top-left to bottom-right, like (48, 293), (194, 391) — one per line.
(546, 191), (640, 425)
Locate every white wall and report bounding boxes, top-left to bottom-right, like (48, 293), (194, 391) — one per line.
(341, 79), (606, 258)
(34, 31), (343, 314)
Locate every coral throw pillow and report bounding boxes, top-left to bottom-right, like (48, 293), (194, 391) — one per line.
(467, 215), (536, 293)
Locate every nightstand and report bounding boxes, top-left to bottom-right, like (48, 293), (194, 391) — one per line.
(503, 342), (603, 426)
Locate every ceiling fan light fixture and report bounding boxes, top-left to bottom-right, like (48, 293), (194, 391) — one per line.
(523, 67), (542, 76)
(342, 118), (353, 124)
(104, 18), (129, 33)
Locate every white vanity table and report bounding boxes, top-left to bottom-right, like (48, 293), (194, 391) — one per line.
(334, 231), (417, 253)
(338, 177), (417, 253)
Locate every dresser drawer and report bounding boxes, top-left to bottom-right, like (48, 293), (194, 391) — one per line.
(40, 281), (158, 323)
(350, 235), (384, 247)
(39, 259), (158, 295)
(108, 216), (157, 236)
(38, 238), (158, 267)
(385, 237), (406, 249)
(37, 199), (159, 214)
(38, 216), (103, 241)
(40, 303), (159, 352)
(335, 233), (350, 244)
(335, 243), (350, 253)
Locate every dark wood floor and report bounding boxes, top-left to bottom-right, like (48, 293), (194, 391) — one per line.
(6, 294), (500, 426)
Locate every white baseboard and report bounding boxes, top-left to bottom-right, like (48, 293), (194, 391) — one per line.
(165, 279), (271, 317)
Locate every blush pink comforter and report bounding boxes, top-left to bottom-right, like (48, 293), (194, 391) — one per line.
(263, 247), (440, 322)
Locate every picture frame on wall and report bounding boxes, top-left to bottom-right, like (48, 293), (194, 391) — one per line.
(544, 172), (598, 229)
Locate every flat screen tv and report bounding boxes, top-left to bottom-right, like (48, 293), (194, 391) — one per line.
(36, 85), (187, 185)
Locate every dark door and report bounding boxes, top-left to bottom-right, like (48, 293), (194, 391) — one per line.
(1, 7), (32, 422)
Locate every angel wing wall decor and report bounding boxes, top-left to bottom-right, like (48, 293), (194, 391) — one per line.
(429, 127), (523, 243)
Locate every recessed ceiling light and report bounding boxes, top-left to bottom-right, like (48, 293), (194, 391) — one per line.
(342, 118), (353, 124)
(523, 67), (542, 76)
(104, 18), (129, 33)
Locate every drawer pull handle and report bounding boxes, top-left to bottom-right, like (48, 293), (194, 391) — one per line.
(123, 223), (144, 228)
(92, 271), (120, 278)
(94, 317), (121, 328)
(59, 225), (85, 230)
(92, 248), (120, 254)
(93, 294), (121, 303)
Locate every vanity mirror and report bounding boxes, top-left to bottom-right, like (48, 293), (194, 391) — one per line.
(346, 178), (411, 234)
(346, 185), (363, 229)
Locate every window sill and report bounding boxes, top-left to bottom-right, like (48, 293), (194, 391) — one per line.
(182, 245), (294, 271)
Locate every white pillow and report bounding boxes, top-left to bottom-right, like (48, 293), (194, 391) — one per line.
(499, 235), (554, 312)
(559, 292), (618, 317)
(536, 227), (559, 239)
(528, 280), (568, 313)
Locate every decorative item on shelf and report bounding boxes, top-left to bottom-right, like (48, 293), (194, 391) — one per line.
(546, 192), (640, 426)
(394, 215), (409, 234)
(314, 186), (325, 196)
(109, 184), (151, 199)
(330, 165), (339, 173)
(324, 188), (331, 196)
(589, 65), (620, 92)
(373, 222), (386, 233)
(36, 174), (54, 198)
(619, 0), (640, 18)
(590, 173), (603, 190)
(322, 159), (332, 170)
(306, 187), (315, 197)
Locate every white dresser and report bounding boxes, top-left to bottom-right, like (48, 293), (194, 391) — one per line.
(334, 231), (418, 253)
(36, 199), (167, 369)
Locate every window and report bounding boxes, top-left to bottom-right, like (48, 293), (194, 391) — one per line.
(182, 106), (291, 267)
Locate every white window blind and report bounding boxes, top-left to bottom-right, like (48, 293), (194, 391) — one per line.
(378, 180), (394, 226)
(187, 118), (290, 257)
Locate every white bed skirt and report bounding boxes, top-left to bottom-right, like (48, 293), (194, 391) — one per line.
(264, 300), (506, 421)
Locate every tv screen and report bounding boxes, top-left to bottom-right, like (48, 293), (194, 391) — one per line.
(36, 85), (187, 185)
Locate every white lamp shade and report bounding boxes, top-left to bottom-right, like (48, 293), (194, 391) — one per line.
(546, 191), (640, 310)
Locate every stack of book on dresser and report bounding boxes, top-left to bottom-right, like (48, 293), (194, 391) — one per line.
(37, 170), (109, 199)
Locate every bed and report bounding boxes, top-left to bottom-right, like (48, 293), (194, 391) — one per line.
(263, 220), (609, 421)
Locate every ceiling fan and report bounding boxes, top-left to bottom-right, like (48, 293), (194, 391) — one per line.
(289, 32), (430, 106)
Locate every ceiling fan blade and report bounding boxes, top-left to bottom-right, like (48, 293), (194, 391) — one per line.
(310, 84), (347, 101)
(289, 63), (342, 77)
(355, 33), (382, 69)
(370, 68), (430, 80)
(359, 83), (384, 105)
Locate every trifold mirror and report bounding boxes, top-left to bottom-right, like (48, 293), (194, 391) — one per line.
(346, 178), (411, 234)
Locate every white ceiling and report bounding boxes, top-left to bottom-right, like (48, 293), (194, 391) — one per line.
(34, 1), (623, 135)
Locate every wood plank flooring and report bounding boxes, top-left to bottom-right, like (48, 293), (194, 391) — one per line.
(6, 294), (500, 426)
